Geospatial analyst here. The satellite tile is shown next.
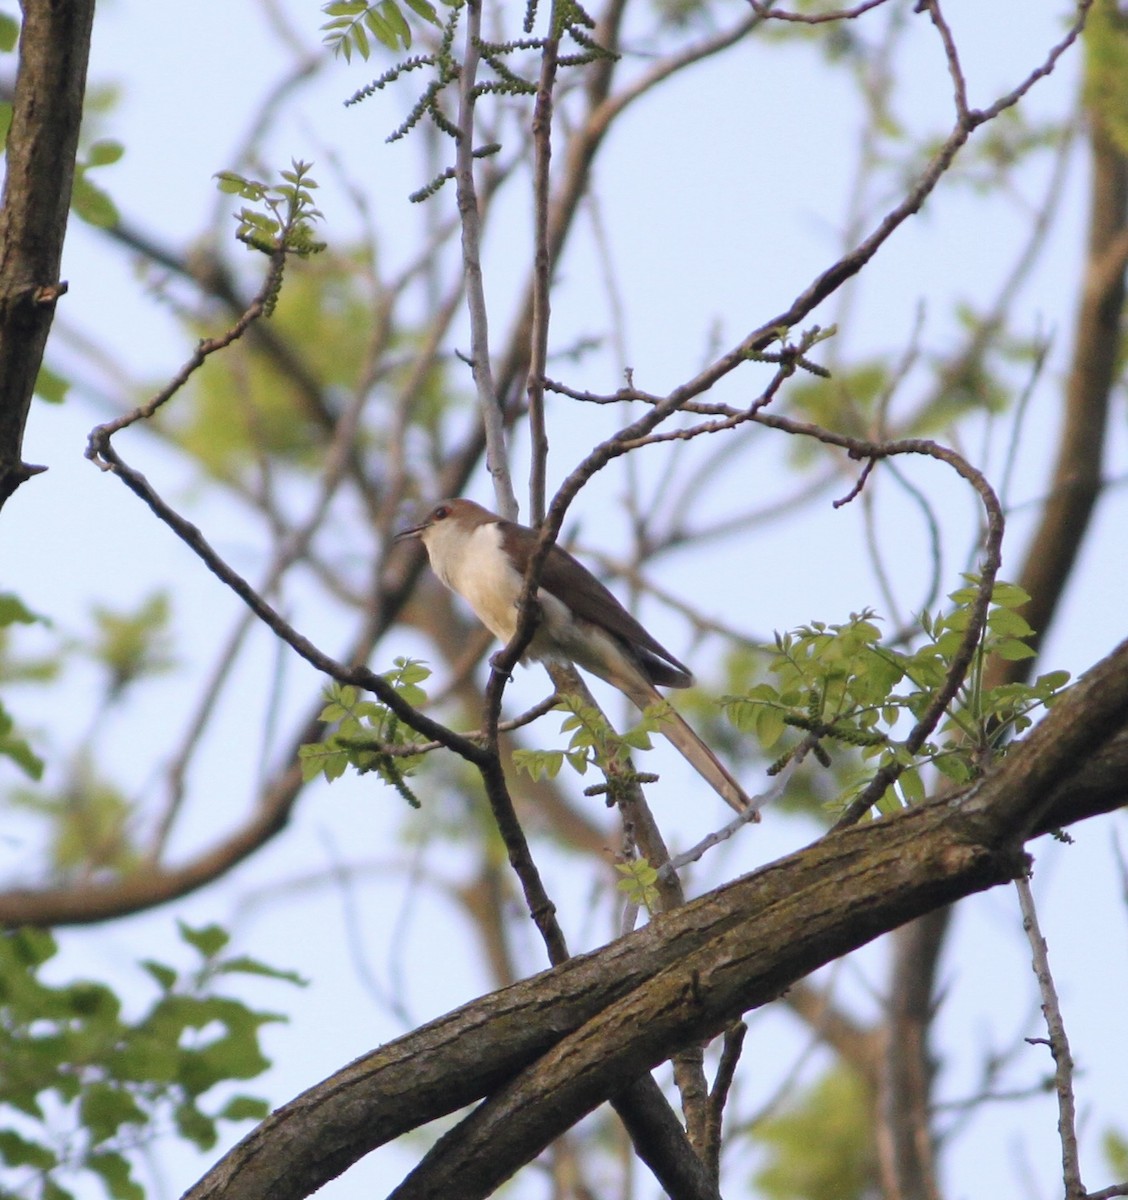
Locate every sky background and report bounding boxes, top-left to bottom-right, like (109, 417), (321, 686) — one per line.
(2, 1), (1126, 1198)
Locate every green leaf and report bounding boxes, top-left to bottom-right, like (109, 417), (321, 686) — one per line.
(90, 591), (175, 695)
(214, 955), (307, 986)
(218, 1094), (271, 1122)
(898, 767), (925, 805)
(72, 174), (119, 228)
(35, 361), (70, 403)
(87, 1151), (144, 1200)
(0, 705), (44, 779)
(995, 638), (1037, 661)
(299, 740), (350, 782)
(565, 749), (589, 775)
(621, 727), (654, 751)
(754, 705), (787, 749)
(363, 7), (399, 50)
(174, 1100), (219, 1150)
(1104, 1128), (1128, 1179)
(4, 924), (58, 966)
(403, 0), (439, 22)
(989, 580), (1031, 609)
(512, 748), (565, 780)
(0, 14), (18, 52)
(139, 959), (178, 991)
(86, 139), (125, 168)
(80, 1083), (147, 1142)
(615, 858), (660, 908)
(0, 1129), (56, 1169)
(378, 0), (412, 47)
(986, 607), (1033, 637)
(0, 592), (45, 626)
(753, 1065), (876, 1200)
(178, 921), (230, 959)
(933, 753), (973, 785)
(214, 170), (265, 199)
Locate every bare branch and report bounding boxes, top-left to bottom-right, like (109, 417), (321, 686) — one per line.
(703, 1022), (747, 1181)
(1016, 872), (1084, 1200)
(455, 0), (517, 519)
(749, 0), (895, 23)
(525, 11), (560, 525)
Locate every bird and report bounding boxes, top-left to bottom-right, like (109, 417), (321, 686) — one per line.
(395, 498), (752, 813)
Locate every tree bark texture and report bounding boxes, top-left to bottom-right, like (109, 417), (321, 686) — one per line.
(0, 0), (97, 509)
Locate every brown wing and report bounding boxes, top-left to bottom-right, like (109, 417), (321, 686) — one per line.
(500, 520), (693, 689)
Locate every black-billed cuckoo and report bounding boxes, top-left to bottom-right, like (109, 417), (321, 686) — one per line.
(396, 498), (751, 813)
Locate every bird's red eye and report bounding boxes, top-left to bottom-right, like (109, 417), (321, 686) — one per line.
(433, 504), (450, 520)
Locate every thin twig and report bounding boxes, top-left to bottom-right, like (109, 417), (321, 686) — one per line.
(363, 692), (564, 757)
(664, 744), (809, 875)
(1015, 871), (1084, 1200)
(455, 0), (517, 520)
(922, 0), (969, 124)
(86, 248), (286, 451)
(749, 0), (893, 23)
(525, 9), (560, 525)
(152, 343), (374, 859)
(702, 1022), (747, 1182)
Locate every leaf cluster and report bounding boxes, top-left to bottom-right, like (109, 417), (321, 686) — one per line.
(343, 0), (614, 182)
(4, 593), (185, 877)
(87, 592), (175, 702)
(614, 857), (661, 912)
(322, 0), (442, 61)
(300, 662), (432, 807)
(71, 139), (125, 230)
(724, 581), (1070, 814)
(214, 160), (326, 263)
(0, 923), (302, 1200)
(512, 693), (666, 801)
(752, 1064), (877, 1200)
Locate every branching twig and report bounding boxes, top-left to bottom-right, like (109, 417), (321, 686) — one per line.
(1016, 871), (1084, 1200)
(702, 1021), (747, 1181)
(544, 367), (1007, 831)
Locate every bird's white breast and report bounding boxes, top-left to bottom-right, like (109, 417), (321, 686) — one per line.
(423, 520), (524, 644)
(422, 519), (578, 664)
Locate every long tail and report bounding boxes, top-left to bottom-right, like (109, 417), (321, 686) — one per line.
(622, 680), (755, 816)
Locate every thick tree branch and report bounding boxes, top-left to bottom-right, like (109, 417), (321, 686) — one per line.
(0, 0), (96, 509)
(183, 636), (1128, 1200)
(1016, 15), (1127, 662)
(876, 908), (947, 1200)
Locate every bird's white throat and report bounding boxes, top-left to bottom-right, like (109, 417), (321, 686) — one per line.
(422, 519), (526, 645)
